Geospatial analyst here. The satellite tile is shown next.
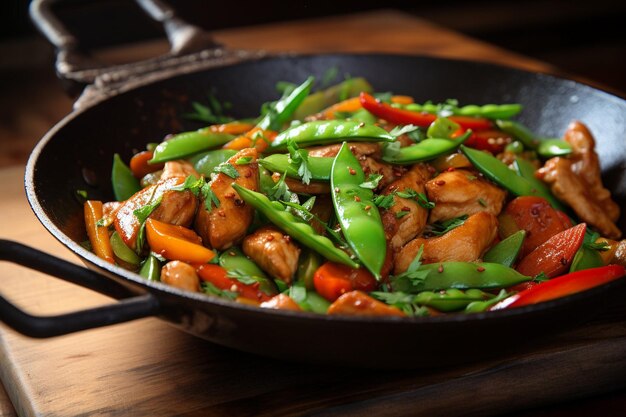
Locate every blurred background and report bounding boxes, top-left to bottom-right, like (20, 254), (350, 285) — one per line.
(1, 0), (625, 167)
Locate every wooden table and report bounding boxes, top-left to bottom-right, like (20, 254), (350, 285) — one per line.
(1, 10), (625, 416)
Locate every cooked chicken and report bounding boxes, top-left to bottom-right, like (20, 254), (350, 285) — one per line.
(613, 240), (626, 266)
(271, 173), (331, 195)
(114, 177), (197, 248)
(160, 160), (200, 181)
(242, 226), (301, 283)
(538, 157), (621, 239)
(394, 211), (498, 274)
(260, 294), (302, 311)
(309, 194), (334, 235)
(381, 164), (431, 251)
(194, 148), (259, 250)
(425, 169), (506, 223)
(327, 291), (405, 317)
(307, 142), (381, 158)
(359, 157), (405, 190)
(161, 261), (200, 292)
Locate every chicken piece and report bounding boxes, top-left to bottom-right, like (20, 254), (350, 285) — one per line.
(359, 157), (405, 190)
(160, 160), (200, 181)
(564, 121), (620, 222)
(194, 148), (259, 250)
(613, 240), (626, 266)
(381, 164), (431, 251)
(309, 194), (334, 235)
(425, 169), (506, 223)
(538, 157), (621, 239)
(114, 177), (197, 248)
(394, 211), (498, 274)
(307, 142), (381, 158)
(242, 226), (301, 283)
(327, 291), (405, 317)
(161, 261), (201, 292)
(260, 294), (302, 311)
(270, 173), (331, 195)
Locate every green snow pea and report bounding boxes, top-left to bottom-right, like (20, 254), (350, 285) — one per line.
(289, 283), (331, 314)
(139, 255), (161, 281)
(110, 231), (141, 265)
(219, 248), (278, 296)
(292, 77), (373, 120)
(512, 157), (568, 212)
(461, 145), (559, 204)
(569, 246), (604, 273)
(537, 139), (573, 158)
(259, 154), (334, 181)
(483, 230), (526, 267)
(331, 142), (386, 279)
(383, 131), (471, 165)
(271, 120), (394, 150)
(413, 288), (494, 312)
(427, 117), (460, 139)
(231, 183), (358, 268)
(190, 149), (237, 176)
(296, 249), (323, 290)
(258, 76), (314, 131)
(391, 261), (530, 293)
(465, 289), (511, 313)
(405, 103), (522, 120)
(258, 167), (275, 196)
(112, 154), (141, 201)
(496, 120), (540, 149)
(149, 129), (234, 164)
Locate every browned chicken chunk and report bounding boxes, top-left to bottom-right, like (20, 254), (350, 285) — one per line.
(307, 142), (381, 158)
(160, 160), (200, 181)
(260, 294), (302, 311)
(161, 261), (200, 292)
(327, 291), (405, 317)
(194, 148), (259, 250)
(537, 121), (620, 239)
(381, 164), (431, 251)
(242, 226), (301, 283)
(394, 211), (498, 274)
(425, 169), (506, 223)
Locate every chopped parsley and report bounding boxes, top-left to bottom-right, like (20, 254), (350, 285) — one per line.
(370, 291), (429, 317)
(202, 281), (238, 300)
(214, 162), (240, 179)
(478, 198), (487, 207)
(200, 182), (220, 212)
(430, 215), (468, 236)
(395, 211), (410, 219)
(359, 174), (383, 190)
(269, 172), (293, 202)
(226, 269), (260, 286)
(287, 139), (312, 185)
(235, 156), (253, 165)
(389, 124), (419, 137)
(133, 196), (163, 252)
(394, 244), (430, 285)
(374, 194), (395, 210)
(183, 93), (234, 124)
(395, 189), (435, 210)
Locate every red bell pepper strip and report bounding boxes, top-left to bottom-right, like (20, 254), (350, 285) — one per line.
(359, 92), (493, 130)
(492, 264), (626, 310)
(516, 223), (586, 278)
(463, 129), (512, 153)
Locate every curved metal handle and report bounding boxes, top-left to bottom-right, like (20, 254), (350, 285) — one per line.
(0, 240), (160, 338)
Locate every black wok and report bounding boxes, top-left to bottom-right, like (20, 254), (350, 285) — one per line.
(3, 2), (626, 369)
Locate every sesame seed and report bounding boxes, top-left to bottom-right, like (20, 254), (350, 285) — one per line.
(477, 266), (486, 272)
(354, 196), (361, 202)
(364, 205), (372, 211)
(438, 264), (444, 273)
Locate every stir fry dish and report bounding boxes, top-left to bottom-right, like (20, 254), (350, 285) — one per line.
(83, 75), (626, 317)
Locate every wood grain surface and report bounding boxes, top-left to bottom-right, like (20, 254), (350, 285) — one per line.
(0, 10), (624, 417)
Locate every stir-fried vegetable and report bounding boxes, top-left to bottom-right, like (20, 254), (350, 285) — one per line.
(88, 74), (624, 317)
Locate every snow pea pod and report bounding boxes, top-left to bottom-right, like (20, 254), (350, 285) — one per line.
(231, 183), (358, 268)
(465, 290), (511, 313)
(382, 131), (471, 165)
(414, 288), (494, 312)
(110, 231), (141, 265)
(391, 262), (531, 292)
(292, 77), (373, 120)
(461, 145), (557, 203)
(271, 120), (394, 150)
(496, 120), (539, 149)
(139, 255), (161, 281)
(537, 139), (573, 158)
(483, 230), (526, 267)
(259, 154), (333, 181)
(404, 103), (522, 120)
(569, 246), (604, 273)
(512, 157), (568, 212)
(258, 76), (314, 131)
(219, 248), (278, 296)
(331, 142), (386, 279)
(296, 249), (323, 290)
(112, 154), (141, 201)
(149, 129), (235, 164)
(190, 149), (237, 176)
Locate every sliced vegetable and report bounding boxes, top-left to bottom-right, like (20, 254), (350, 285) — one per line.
(145, 218), (215, 264)
(149, 129), (234, 164)
(218, 248), (278, 297)
(331, 142), (386, 278)
(196, 263), (273, 302)
(112, 154), (141, 201)
(537, 139), (573, 158)
(190, 149), (237, 176)
(271, 120), (394, 150)
(516, 223), (586, 278)
(313, 261), (378, 302)
(84, 200), (115, 264)
(139, 255), (161, 281)
(569, 246), (604, 273)
(110, 231), (141, 265)
(512, 157), (568, 212)
(293, 77), (373, 119)
(483, 230), (526, 267)
(223, 127), (277, 153)
(259, 154), (334, 181)
(382, 131), (471, 165)
(492, 265), (626, 310)
(258, 76), (314, 130)
(130, 151), (163, 179)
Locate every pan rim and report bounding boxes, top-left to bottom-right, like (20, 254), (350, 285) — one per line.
(24, 52), (626, 325)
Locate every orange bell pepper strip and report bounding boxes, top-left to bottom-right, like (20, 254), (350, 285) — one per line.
(321, 97), (363, 119)
(492, 265), (626, 310)
(390, 95), (414, 105)
(145, 218), (215, 264)
(209, 121), (256, 135)
(223, 127), (277, 153)
(129, 151), (164, 179)
(196, 264), (272, 302)
(84, 200), (115, 264)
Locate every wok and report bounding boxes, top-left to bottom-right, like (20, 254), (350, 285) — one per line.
(2, 0), (626, 368)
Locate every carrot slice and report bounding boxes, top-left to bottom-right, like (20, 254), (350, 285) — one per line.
(84, 200), (115, 264)
(145, 218), (214, 264)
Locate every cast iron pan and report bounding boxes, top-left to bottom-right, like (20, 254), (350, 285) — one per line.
(2, 1), (626, 369)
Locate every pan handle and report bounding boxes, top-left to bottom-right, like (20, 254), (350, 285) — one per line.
(29, 0), (262, 107)
(0, 240), (160, 338)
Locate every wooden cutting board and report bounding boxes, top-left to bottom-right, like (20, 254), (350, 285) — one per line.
(2, 10), (625, 416)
